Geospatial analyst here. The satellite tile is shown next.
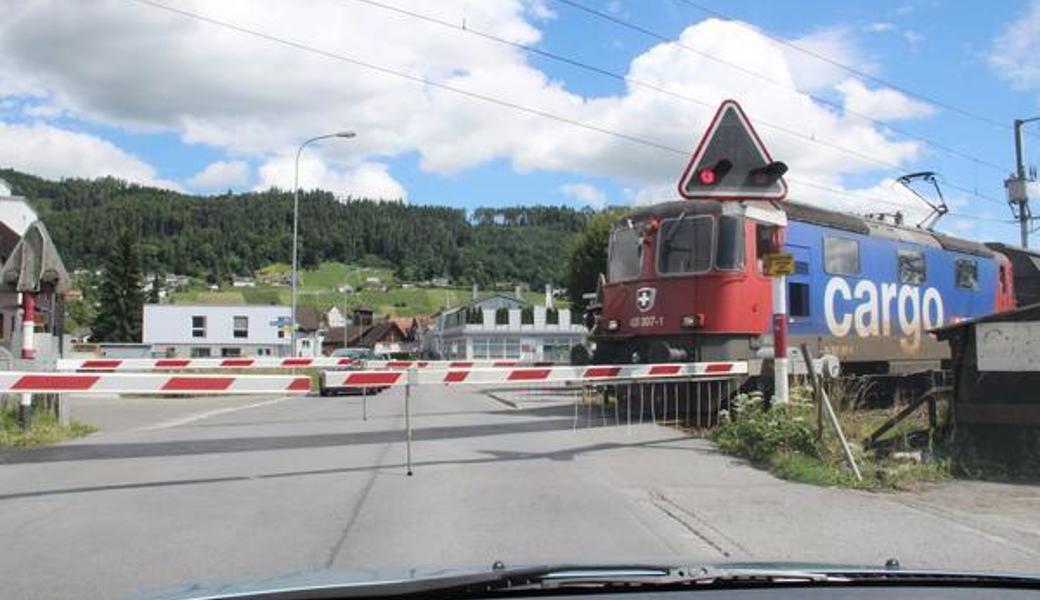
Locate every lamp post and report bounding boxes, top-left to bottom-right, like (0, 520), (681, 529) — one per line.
(291, 131), (355, 356)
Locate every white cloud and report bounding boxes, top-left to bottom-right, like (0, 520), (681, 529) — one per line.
(0, 1), (931, 212)
(864, 22), (894, 33)
(187, 159), (250, 190)
(990, 0), (1040, 89)
(781, 26), (875, 91)
(0, 121), (178, 189)
(902, 30), (924, 49)
(255, 154), (406, 201)
(836, 79), (934, 121)
(558, 182), (606, 208)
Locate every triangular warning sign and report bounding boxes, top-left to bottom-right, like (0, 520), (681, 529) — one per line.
(677, 99), (788, 201)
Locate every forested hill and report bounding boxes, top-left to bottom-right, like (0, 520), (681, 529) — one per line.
(0, 169), (593, 287)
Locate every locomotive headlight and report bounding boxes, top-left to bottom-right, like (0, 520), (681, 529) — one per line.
(606, 319), (620, 331)
(681, 314), (704, 328)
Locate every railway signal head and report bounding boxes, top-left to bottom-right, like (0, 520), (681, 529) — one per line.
(678, 99), (788, 201)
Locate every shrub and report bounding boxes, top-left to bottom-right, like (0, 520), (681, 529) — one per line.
(712, 394), (820, 466)
(521, 306), (534, 325)
(546, 308), (559, 325)
(495, 307), (510, 325)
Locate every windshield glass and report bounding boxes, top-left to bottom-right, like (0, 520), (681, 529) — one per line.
(608, 225), (642, 281)
(658, 214), (714, 274)
(2, 2), (1037, 599)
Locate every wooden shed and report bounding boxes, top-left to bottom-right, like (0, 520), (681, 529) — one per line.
(933, 303), (1040, 477)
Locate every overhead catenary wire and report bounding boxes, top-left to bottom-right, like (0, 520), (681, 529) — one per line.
(346, 0), (1006, 206)
(128, 0), (1014, 228)
(672, 0), (1034, 139)
(551, 0), (1024, 166)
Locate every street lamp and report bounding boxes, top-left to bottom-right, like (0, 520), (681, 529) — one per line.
(291, 130), (355, 357)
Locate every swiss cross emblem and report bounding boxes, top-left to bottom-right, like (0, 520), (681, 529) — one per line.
(636, 287), (656, 313)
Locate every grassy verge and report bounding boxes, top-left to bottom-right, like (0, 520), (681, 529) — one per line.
(710, 390), (950, 491)
(0, 408), (96, 448)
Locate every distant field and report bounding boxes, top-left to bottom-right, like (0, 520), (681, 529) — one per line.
(167, 263), (563, 316)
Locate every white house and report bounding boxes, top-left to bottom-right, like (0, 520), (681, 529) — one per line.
(323, 305), (346, 328)
(423, 294), (586, 362)
(143, 304), (291, 358)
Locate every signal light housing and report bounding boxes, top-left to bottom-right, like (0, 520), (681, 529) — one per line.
(747, 161), (788, 188)
(696, 159), (732, 186)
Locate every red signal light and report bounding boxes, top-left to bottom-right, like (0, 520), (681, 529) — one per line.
(698, 168), (717, 185)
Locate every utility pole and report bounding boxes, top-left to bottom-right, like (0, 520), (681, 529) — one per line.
(1007, 117), (1040, 248)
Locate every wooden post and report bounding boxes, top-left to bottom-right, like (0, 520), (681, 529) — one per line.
(801, 343), (824, 441)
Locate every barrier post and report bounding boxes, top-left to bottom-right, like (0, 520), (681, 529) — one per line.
(405, 367), (416, 476)
(362, 386), (368, 421)
(19, 393), (31, 430)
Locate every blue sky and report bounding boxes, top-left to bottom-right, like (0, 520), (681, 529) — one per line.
(1, 0), (1039, 244)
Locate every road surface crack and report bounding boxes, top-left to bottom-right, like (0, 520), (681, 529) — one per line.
(648, 489), (748, 558)
(323, 433), (396, 569)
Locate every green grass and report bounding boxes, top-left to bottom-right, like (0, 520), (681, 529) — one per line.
(711, 390), (951, 491)
(168, 262), (571, 317)
(0, 408), (96, 448)
(300, 262), (397, 291)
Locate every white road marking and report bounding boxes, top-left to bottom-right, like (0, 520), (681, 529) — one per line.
(134, 396), (293, 431)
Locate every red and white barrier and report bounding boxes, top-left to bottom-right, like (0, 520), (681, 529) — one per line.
(56, 356), (356, 372)
(359, 360), (554, 370)
(55, 357), (557, 372)
(0, 372), (312, 394)
(322, 361), (747, 389)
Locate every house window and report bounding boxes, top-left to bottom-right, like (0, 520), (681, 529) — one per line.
(955, 259), (978, 290)
(233, 315), (248, 338)
(190, 347), (211, 358)
(824, 236), (860, 275)
(192, 315), (206, 338)
(898, 249), (926, 284)
(221, 347), (242, 357)
(277, 329), (285, 339)
(788, 282), (810, 317)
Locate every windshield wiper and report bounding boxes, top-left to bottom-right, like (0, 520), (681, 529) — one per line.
(503, 565), (841, 591)
(176, 563), (1040, 599)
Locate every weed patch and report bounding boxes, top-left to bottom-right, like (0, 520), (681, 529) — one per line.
(0, 408), (96, 448)
(711, 390), (950, 491)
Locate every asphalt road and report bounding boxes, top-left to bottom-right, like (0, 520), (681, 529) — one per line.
(1, 387), (1039, 600)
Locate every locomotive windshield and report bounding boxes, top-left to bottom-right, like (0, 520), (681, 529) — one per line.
(655, 214), (744, 274)
(658, 214), (713, 273)
(607, 224), (642, 281)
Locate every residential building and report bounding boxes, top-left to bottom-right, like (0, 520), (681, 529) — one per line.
(294, 305), (324, 357)
(348, 320), (412, 356)
(423, 294), (586, 362)
(323, 305), (346, 328)
(231, 275), (256, 288)
(0, 181), (70, 370)
(143, 304), (290, 358)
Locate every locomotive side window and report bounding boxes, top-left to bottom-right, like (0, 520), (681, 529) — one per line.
(898, 249), (926, 284)
(955, 259), (978, 290)
(716, 215), (745, 270)
(657, 215), (713, 274)
(608, 226), (642, 282)
(824, 236), (859, 275)
(788, 282), (810, 317)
